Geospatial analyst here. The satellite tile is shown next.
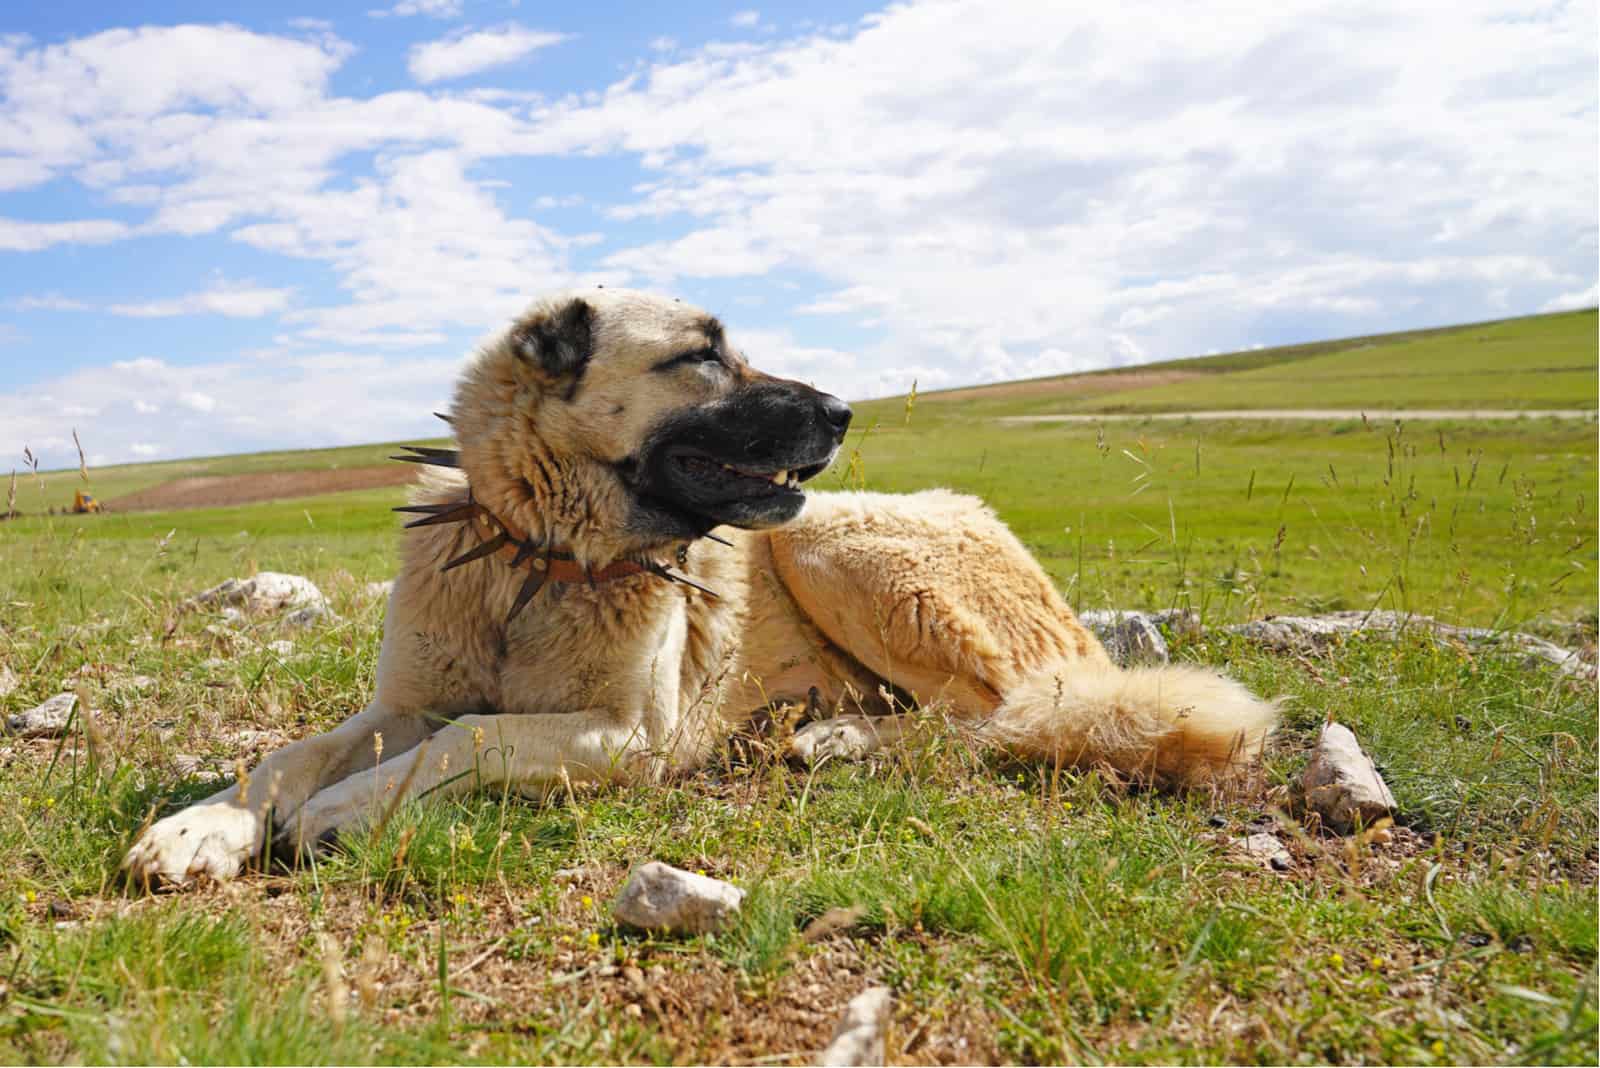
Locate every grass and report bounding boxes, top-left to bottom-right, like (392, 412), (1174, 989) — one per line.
(0, 311), (1595, 1063)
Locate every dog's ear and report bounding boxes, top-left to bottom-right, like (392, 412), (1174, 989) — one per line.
(514, 298), (594, 379)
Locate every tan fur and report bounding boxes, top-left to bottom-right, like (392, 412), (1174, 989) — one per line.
(124, 289), (1276, 886)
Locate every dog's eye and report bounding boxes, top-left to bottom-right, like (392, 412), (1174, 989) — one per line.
(653, 349), (721, 371)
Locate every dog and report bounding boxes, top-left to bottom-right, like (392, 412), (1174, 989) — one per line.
(124, 288), (1276, 885)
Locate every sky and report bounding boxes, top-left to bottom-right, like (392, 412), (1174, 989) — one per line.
(0, 0), (1595, 469)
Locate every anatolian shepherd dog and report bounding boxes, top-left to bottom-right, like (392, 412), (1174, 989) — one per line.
(125, 288), (1276, 885)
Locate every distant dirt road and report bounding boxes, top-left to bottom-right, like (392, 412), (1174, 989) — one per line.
(1000, 409), (1597, 424)
(106, 465), (418, 512)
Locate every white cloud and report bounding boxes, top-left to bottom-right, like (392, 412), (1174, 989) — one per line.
(108, 280), (294, 319)
(233, 149), (580, 339)
(13, 294), (92, 312)
(3, 352), (464, 468)
(368, 0), (463, 17)
(730, 11), (761, 28)
(1542, 281), (1599, 313)
(407, 25), (569, 84)
(0, 218), (130, 251)
(15, 281), (292, 319)
(526, 0), (1596, 389)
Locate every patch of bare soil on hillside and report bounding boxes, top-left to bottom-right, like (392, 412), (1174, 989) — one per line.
(105, 465), (418, 512)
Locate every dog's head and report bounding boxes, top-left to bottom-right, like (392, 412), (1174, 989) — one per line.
(451, 289), (851, 550)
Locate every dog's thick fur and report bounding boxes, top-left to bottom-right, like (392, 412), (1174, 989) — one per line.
(125, 289), (1276, 885)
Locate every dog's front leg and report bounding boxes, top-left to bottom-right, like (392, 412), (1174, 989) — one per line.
(124, 699), (426, 886)
(283, 711), (667, 850)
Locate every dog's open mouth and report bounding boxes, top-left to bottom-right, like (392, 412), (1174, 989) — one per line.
(672, 452), (830, 498)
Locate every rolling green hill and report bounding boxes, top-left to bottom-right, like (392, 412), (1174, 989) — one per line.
(853, 308), (1596, 424)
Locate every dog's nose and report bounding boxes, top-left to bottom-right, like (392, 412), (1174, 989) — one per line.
(819, 394), (853, 438)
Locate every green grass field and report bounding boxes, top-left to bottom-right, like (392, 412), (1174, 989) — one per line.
(0, 311), (1594, 1063)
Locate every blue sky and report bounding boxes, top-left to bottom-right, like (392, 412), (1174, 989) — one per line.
(2, 0), (1595, 467)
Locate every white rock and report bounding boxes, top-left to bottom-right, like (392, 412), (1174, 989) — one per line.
(6, 692), (78, 738)
(283, 605), (326, 628)
(1303, 722), (1397, 833)
(612, 861), (744, 935)
(1236, 832), (1293, 871)
(817, 986), (893, 1067)
(228, 729), (277, 749)
(266, 640), (296, 657)
(1079, 610), (1169, 665)
(0, 665), (17, 698)
(172, 754), (224, 783)
(185, 572), (328, 620)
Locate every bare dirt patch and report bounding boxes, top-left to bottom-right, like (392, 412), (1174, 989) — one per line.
(105, 465), (418, 512)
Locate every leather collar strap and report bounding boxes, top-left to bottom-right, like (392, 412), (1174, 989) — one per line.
(470, 504), (651, 585)
(392, 483), (716, 624)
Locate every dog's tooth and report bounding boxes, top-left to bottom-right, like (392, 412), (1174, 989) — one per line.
(771, 469), (788, 485)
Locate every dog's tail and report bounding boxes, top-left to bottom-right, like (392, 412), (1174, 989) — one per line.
(977, 660), (1276, 784)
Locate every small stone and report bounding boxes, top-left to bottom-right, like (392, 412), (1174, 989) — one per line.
(817, 986), (893, 1067)
(266, 640), (295, 657)
(284, 606), (325, 629)
(622, 965), (646, 991)
(228, 729), (276, 749)
(612, 861), (744, 935)
(624, 1003), (643, 1018)
(1079, 610), (1169, 665)
(186, 572), (327, 618)
(172, 754), (224, 783)
(1236, 832), (1293, 871)
(0, 665), (19, 698)
(1302, 722), (1397, 833)
(6, 692), (78, 738)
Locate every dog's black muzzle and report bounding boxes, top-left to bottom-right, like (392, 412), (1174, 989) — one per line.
(627, 379), (852, 537)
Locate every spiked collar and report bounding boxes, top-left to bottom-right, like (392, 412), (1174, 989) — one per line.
(393, 443), (718, 623)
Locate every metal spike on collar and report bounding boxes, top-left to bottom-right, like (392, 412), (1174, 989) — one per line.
(509, 537), (540, 568)
(441, 531), (511, 571)
(392, 445), (461, 468)
(394, 500), (480, 529)
(506, 565), (547, 624)
(434, 411), (454, 425)
(649, 562), (720, 599)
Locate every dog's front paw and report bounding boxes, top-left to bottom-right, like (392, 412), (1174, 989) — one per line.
(277, 784), (369, 856)
(123, 803), (264, 888)
(788, 716), (886, 764)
